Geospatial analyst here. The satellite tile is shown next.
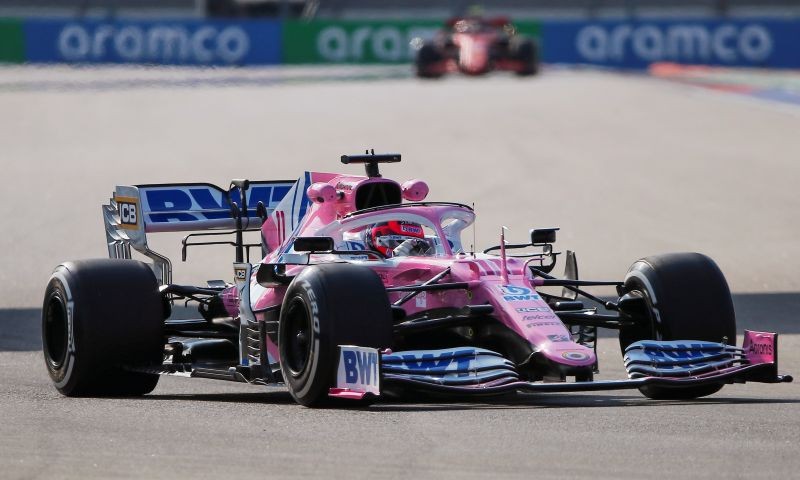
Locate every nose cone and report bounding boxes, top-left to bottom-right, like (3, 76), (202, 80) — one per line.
(543, 342), (597, 368)
(457, 35), (492, 74)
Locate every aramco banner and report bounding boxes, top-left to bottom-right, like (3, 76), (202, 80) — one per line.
(11, 17), (800, 68)
(23, 18), (281, 65)
(281, 19), (540, 63)
(0, 18), (24, 63)
(541, 19), (800, 68)
(282, 20), (441, 63)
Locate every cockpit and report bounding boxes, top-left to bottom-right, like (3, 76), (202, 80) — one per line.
(306, 203), (475, 259)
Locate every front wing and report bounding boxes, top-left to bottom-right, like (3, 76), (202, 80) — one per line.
(329, 330), (793, 400)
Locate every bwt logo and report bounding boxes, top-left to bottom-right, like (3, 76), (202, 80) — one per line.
(641, 343), (720, 359)
(400, 351), (473, 374)
(57, 24), (250, 63)
(342, 350), (379, 385)
(576, 23), (772, 64)
(142, 185), (288, 223)
(317, 26), (438, 62)
(400, 224), (423, 235)
(498, 285), (540, 302)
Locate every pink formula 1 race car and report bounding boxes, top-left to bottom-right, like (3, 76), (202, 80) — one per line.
(42, 153), (791, 406)
(414, 16), (539, 78)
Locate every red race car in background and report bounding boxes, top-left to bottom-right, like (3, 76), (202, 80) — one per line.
(414, 16), (539, 78)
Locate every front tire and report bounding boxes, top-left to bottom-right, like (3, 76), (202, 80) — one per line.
(415, 43), (445, 79)
(510, 37), (539, 76)
(278, 264), (392, 407)
(620, 253), (736, 400)
(42, 259), (164, 396)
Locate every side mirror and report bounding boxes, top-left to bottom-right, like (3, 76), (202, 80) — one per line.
(293, 236), (334, 252)
(531, 227), (558, 245)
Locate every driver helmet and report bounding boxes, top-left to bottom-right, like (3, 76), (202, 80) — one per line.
(366, 221), (425, 257)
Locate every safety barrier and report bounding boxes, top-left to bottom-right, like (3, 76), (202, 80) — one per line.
(21, 18), (282, 65)
(542, 19), (800, 68)
(282, 19), (539, 64)
(1, 17), (798, 68)
(0, 18), (23, 63)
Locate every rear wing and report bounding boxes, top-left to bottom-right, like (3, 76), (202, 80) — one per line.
(103, 180), (295, 285)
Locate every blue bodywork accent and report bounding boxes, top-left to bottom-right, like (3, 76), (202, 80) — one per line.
(140, 182), (293, 224)
(381, 348), (518, 386)
(374, 340), (785, 395)
(624, 340), (746, 378)
(296, 172), (311, 225)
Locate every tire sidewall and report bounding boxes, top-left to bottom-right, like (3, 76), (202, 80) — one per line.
(417, 43), (443, 64)
(278, 274), (331, 405)
(42, 270), (78, 392)
(416, 43), (445, 78)
(510, 37), (538, 74)
(617, 277), (658, 349)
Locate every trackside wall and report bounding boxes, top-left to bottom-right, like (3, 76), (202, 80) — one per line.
(281, 19), (540, 64)
(541, 19), (800, 69)
(6, 17), (800, 68)
(0, 18), (24, 63)
(22, 18), (282, 65)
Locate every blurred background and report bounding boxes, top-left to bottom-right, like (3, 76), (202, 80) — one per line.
(3, 1), (800, 66)
(3, 0), (800, 19)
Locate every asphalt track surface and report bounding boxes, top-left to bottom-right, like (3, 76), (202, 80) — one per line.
(1, 65), (798, 479)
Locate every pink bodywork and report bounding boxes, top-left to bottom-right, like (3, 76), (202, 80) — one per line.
(453, 32), (496, 75)
(232, 171), (596, 371)
(421, 18), (532, 77)
(743, 330), (778, 365)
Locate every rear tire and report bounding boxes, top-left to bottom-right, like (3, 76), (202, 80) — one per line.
(619, 253), (736, 399)
(42, 259), (164, 396)
(278, 264), (392, 407)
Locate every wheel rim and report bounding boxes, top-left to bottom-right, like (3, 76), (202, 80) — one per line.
(619, 284), (662, 352)
(44, 292), (69, 369)
(282, 297), (313, 377)
(628, 287), (661, 340)
(637, 288), (661, 340)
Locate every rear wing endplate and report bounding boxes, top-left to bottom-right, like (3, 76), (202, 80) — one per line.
(103, 181), (294, 285)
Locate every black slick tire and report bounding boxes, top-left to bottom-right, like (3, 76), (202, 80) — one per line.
(42, 259), (164, 396)
(415, 43), (445, 78)
(278, 264), (392, 407)
(620, 252), (737, 400)
(510, 37), (539, 76)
